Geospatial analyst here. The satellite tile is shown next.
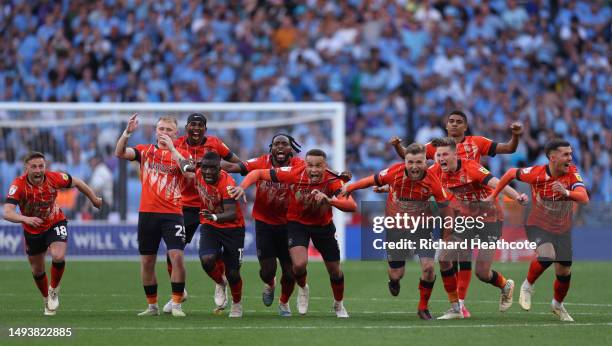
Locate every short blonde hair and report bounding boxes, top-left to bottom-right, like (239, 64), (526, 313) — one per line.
(156, 116), (178, 128)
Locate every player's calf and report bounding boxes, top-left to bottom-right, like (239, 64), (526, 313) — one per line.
(387, 262), (405, 296)
(226, 270), (243, 318)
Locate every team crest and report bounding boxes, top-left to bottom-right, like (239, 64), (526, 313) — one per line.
(62, 173), (69, 181)
(574, 173), (583, 182)
(478, 167), (490, 175)
(8, 185), (17, 196)
(522, 167), (532, 174)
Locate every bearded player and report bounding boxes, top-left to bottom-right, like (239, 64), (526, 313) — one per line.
(221, 134), (303, 316)
(340, 143), (453, 320)
(229, 149), (356, 317)
(115, 114), (192, 317)
(3, 151), (102, 315)
(390, 110), (523, 317)
(430, 137), (528, 319)
(491, 139), (588, 321)
(162, 113), (241, 313)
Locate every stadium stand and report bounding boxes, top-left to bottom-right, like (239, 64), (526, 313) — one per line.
(0, 0), (610, 220)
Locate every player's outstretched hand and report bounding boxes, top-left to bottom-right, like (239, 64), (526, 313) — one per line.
(126, 113), (139, 133)
(311, 189), (330, 204)
(516, 193), (529, 206)
(24, 216), (43, 228)
(227, 186), (247, 202)
(373, 185), (390, 193)
(92, 196), (103, 209)
(510, 121), (523, 135)
(388, 136), (402, 147)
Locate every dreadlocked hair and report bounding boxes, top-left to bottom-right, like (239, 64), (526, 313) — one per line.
(269, 133), (302, 153)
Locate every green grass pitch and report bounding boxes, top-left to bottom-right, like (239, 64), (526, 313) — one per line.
(1, 260), (611, 345)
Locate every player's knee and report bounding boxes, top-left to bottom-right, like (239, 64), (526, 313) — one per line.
(168, 251), (184, 265)
(199, 255), (216, 273)
(475, 270), (491, 282)
(31, 268), (45, 276)
(555, 262), (572, 276)
(51, 254), (65, 263)
(280, 263), (294, 279)
(388, 270), (403, 281)
(329, 270), (343, 282)
(225, 269), (241, 285)
(536, 244), (556, 259)
(259, 267), (275, 283)
(422, 264), (435, 280)
(141, 255), (156, 267)
(292, 261), (307, 275)
(438, 260), (453, 271)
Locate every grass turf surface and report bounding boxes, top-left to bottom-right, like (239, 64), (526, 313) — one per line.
(1, 260), (611, 345)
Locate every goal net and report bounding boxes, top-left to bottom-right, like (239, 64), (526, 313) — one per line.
(0, 102), (347, 259)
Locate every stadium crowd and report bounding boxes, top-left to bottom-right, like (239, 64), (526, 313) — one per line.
(0, 0), (610, 220)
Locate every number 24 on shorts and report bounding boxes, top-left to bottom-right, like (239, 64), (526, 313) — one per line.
(175, 225), (186, 240)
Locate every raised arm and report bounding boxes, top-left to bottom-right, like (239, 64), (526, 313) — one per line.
(389, 136), (407, 159)
(495, 122), (523, 154)
(115, 113), (138, 160)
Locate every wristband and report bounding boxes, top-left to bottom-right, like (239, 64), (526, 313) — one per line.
(564, 189), (570, 197)
(211, 214), (218, 222)
(123, 130), (132, 138)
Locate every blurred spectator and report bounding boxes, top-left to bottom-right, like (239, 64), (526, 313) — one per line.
(0, 0), (609, 221)
(88, 155), (113, 219)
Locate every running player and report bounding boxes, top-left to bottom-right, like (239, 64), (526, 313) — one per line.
(229, 149), (356, 317)
(340, 143), (453, 320)
(115, 114), (192, 317)
(390, 110), (523, 317)
(430, 137), (527, 319)
(221, 134), (303, 316)
(196, 151), (246, 317)
(3, 151), (102, 316)
(163, 113), (241, 313)
(490, 139), (588, 321)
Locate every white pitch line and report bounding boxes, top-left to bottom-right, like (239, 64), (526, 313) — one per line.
(69, 322), (612, 331)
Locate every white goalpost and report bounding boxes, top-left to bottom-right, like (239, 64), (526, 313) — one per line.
(0, 102), (348, 259)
